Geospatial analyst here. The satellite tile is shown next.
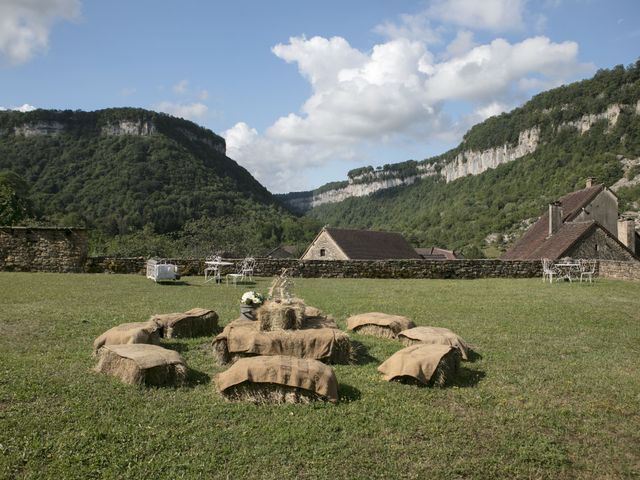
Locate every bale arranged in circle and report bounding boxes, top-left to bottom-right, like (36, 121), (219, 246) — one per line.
(398, 326), (473, 360)
(346, 312), (416, 339)
(378, 344), (460, 388)
(216, 355), (339, 404)
(94, 344), (186, 387)
(212, 318), (353, 365)
(257, 299), (304, 331)
(93, 320), (162, 354)
(152, 308), (218, 338)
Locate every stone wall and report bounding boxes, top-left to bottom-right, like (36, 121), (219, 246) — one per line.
(565, 227), (638, 261)
(84, 257), (543, 279)
(0, 227), (87, 272)
(598, 260), (640, 281)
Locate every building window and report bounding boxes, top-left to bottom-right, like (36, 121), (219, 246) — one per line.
(595, 244), (599, 252)
(319, 248), (326, 257)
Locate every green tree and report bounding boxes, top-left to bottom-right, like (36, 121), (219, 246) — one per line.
(0, 171), (30, 225)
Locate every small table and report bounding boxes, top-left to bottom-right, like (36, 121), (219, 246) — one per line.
(204, 260), (234, 284)
(555, 263), (580, 283)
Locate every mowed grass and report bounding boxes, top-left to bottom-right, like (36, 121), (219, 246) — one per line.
(1, 273), (639, 479)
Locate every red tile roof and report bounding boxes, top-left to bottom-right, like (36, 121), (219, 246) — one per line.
(502, 184), (604, 260)
(324, 228), (421, 260)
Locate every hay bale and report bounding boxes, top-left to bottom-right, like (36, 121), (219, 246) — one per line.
(216, 355), (338, 404)
(398, 326), (473, 360)
(94, 344), (186, 387)
(211, 319), (353, 365)
(152, 308), (218, 338)
(257, 300), (303, 331)
(93, 320), (162, 354)
(346, 312), (415, 339)
(378, 344), (460, 388)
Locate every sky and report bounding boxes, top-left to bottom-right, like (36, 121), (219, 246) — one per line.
(1, 1), (639, 193)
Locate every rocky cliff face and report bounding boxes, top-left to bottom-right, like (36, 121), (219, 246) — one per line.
(101, 120), (157, 136)
(284, 101), (638, 212)
(14, 122), (65, 136)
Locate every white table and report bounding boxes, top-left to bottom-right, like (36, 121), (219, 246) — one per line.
(555, 263), (580, 283)
(204, 260), (234, 284)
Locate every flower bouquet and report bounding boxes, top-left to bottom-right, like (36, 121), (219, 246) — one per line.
(240, 291), (264, 320)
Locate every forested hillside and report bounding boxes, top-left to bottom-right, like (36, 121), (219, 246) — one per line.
(0, 108), (321, 256)
(306, 62), (640, 257)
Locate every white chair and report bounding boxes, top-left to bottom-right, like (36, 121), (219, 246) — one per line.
(542, 258), (557, 283)
(579, 259), (596, 283)
(204, 255), (222, 284)
(241, 257), (255, 282)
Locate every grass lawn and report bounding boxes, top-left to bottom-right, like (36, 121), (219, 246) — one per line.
(1, 273), (639, 479)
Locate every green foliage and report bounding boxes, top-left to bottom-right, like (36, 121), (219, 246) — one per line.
(2, 273), (640, 479)
(306, 62), (640, 256)
(0, 170), (31, 225)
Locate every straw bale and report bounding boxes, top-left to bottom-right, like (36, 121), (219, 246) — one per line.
(152, 308), (218, 338)
(257, 300), (304, 331)
(398, 326), (473, 360)
(211, 319), (352, 365)
(215, 355), (338, 403)
(378, 344), (460, 388)
(346, 312), (415, 339)
(94, 344), (186, 387)
(93, 320), (162, 354)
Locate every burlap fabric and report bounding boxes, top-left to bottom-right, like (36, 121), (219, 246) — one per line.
(216, 355), (339, 403)
(378, 344), (454, 385)
(213, 318), (350, 364)
(94, 344), (186, 386)
(346, 312), (415, 337)
(152, 308), (218, 338)
(398, 326), (472, 360)
(93, 320), (161, 353)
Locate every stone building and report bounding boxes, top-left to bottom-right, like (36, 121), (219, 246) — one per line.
(301, 227), (421, 261)
(502, 178), (639, 261)
(0, 227), (88, 272)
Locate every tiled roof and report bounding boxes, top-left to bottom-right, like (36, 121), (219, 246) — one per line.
(325, 228), (421, 260)
(528, 221), (595, 260)
(502, 184), (604, 260)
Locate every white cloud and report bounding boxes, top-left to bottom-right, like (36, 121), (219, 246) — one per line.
(155, 101), (208, 121)
(225, 30), (591, 192)
(0, 103), (37, 112)
(424, 37), (591, 104)
(373, 11), (442, 44)
(427, 0), (527, 32)
(172, 79), (189, 95)
(0, 0), (80, 64)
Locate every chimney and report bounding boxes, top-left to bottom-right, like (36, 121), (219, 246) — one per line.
(586, 177), (596, 188)
(617, 218), (636, 254)
(548, 202), (563, 237)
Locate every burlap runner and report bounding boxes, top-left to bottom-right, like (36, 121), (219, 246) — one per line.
(101, 344), (185, 369)
(93, 320), (161, 353)
(398, 326), (472, 360)
(378, 344), (453, 384)
(152, 308), (215, 328)
(221, 322), (347, 361)
(216, 355), (338, 402)
(346, 312), (415, 333)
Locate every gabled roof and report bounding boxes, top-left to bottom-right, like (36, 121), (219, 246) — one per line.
(265, 245), (297, 257)
(502, 184), (604, 260)
(528, 221), (596, 260)
(316, 227), (421, 260)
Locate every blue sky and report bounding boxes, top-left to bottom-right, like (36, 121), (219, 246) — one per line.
(1, 1), (639, 193)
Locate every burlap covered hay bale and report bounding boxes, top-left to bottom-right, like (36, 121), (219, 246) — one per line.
(378, 344), (460, 388)
(152, 308), (218, 338)
(346, 312), (415, 339)
(216, 355), (338, 404)
(212, 319), (353, 365)
(257, 300), (304, 331)
(398, 326), (473, 360)
(94, 344), (186, 387)
(93, 320), (161, 354)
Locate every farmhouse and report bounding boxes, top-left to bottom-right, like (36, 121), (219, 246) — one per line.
(301, 227), (421, 260)
(502, 178), (639, 261)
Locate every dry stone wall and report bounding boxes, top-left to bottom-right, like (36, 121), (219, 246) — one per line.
(0, 227), (87, 272)
(598, 260), (640, 281)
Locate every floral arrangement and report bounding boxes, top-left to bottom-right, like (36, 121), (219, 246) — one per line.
(241, 291), (264, 306)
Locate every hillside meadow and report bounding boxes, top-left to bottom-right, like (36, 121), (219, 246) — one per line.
(1, 273), (639, 479)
